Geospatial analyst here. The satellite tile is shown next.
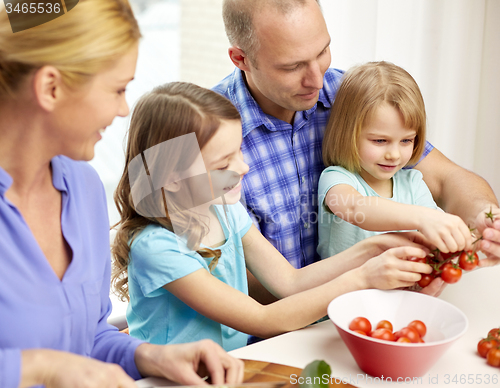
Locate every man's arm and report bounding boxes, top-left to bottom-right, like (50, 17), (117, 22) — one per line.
(415, 148), (500, 265)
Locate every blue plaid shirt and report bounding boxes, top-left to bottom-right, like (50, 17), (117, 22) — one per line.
(213, 68), (434, 268)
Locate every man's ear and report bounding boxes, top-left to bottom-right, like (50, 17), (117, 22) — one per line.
(228, 47), (251, 71)
(32, 66), (64, 112)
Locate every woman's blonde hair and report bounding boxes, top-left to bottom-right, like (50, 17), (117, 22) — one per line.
(0, 0), (140, 99)
(323, 61), (427, 172)
(112, 82), (242, 301)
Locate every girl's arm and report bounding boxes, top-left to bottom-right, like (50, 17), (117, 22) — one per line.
(164, 225), (431, 339)
(325, 184), (472, 253)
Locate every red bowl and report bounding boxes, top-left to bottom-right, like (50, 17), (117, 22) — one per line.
(327, 289), (468, 380)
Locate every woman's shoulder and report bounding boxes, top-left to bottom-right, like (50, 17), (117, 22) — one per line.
(52, 155), (102, 187)
(51, 156), (107, 209)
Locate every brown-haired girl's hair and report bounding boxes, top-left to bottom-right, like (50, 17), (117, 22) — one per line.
(323, 61), (427, 172)
(112, 82), (241, 301)
(0, 0), (140, 99)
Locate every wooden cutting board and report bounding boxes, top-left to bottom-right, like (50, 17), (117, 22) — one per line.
(242, 359), (356, 387)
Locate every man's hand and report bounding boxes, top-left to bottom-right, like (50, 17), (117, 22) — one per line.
(419, 276), (447, 297)
(134, 340), (244, 385)
(474, 205), (500, 267)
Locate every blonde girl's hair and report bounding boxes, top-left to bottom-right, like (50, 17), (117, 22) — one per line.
(112, 82), (242, 302)
(0, 0), (141, 99)
(323, 61), (427, 172)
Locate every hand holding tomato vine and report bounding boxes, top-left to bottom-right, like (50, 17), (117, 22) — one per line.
(474, 205), (500, 267)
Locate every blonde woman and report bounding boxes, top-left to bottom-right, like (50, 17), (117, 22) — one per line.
(0, 1), (243, 387)
(318, 61), (473, 259)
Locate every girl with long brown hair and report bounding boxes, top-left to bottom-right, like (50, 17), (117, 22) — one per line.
(112, 81), (434, 352)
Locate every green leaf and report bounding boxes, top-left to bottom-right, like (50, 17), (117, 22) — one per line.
(299, 360), (332, 388)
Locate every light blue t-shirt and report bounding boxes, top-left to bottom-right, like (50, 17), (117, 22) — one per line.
(127, 202), (252, 352)
(317, 166), (438, 259)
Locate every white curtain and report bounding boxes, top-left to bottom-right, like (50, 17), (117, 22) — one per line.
(322, 0), (500, 198)
(91, 0), (500, 228)
(94, 0), (499, 325)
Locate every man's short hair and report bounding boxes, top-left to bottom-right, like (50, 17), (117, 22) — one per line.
(222, 0), (319, 65)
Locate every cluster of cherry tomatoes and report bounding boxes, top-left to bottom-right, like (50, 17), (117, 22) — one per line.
(477, 327), (500, 367)
(410, 250), (479, 287)
(349, 317), (427, 343)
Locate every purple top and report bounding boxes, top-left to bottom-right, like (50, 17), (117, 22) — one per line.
(0, 156), (144, 388)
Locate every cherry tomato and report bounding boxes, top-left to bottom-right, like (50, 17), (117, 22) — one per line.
(488, 328), (500, 340)
(397, 337), (411, 343)
(418, 274), (434, 288)
(440, 263), (462, 284)
(486, 347), (500, 367)
(478, 338), (499, 358)
(439, 251), (457, 261)
(395, 326), (421, 343)
(458, 251), (479, 271)
(376, 320), (393, 332)
(349, 317), (371, 334)
(408, 320), (427, 337)
(408, 256), (427, 264)
(371, 328), (395, 341)
(353, 330), (368, 336)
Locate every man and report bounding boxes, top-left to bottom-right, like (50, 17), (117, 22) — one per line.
(213, 0), (500, 302)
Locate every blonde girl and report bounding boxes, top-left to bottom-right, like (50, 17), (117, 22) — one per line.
(318, 61), (472, 260)
(112, 81), (435, 352)
(0, 1), (242, 386)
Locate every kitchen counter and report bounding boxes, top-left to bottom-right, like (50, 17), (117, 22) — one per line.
(228, 264), (500, 387)
(132, 262), (500, 387)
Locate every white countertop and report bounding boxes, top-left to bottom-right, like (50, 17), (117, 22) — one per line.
(228, 264), (500, 387)
(132, 260), (500, 387)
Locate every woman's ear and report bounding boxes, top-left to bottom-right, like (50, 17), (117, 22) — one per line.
(228, 47), (251, 71)
(32, 66), (63, 112)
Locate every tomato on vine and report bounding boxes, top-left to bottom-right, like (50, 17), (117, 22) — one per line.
(417, 274), (434, 288)
(478, 338), (499, 358)
(440, 263), (462, 284)
(458, 251), (479, 271)
(488, 328), (500, 340)
(486, 347), (500, 367)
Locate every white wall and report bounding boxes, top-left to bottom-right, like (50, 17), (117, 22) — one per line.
(180, 0), (233, 87)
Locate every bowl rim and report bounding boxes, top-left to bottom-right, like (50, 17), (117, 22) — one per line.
(327, 289), (469, 347)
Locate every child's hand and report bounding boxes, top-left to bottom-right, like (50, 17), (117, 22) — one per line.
(417, 208), (472, 253)
(358, 246), (432, 290)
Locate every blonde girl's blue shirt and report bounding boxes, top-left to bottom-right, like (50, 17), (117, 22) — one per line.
(127, 202), (252, 352)
(317, 166), (438, 259)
